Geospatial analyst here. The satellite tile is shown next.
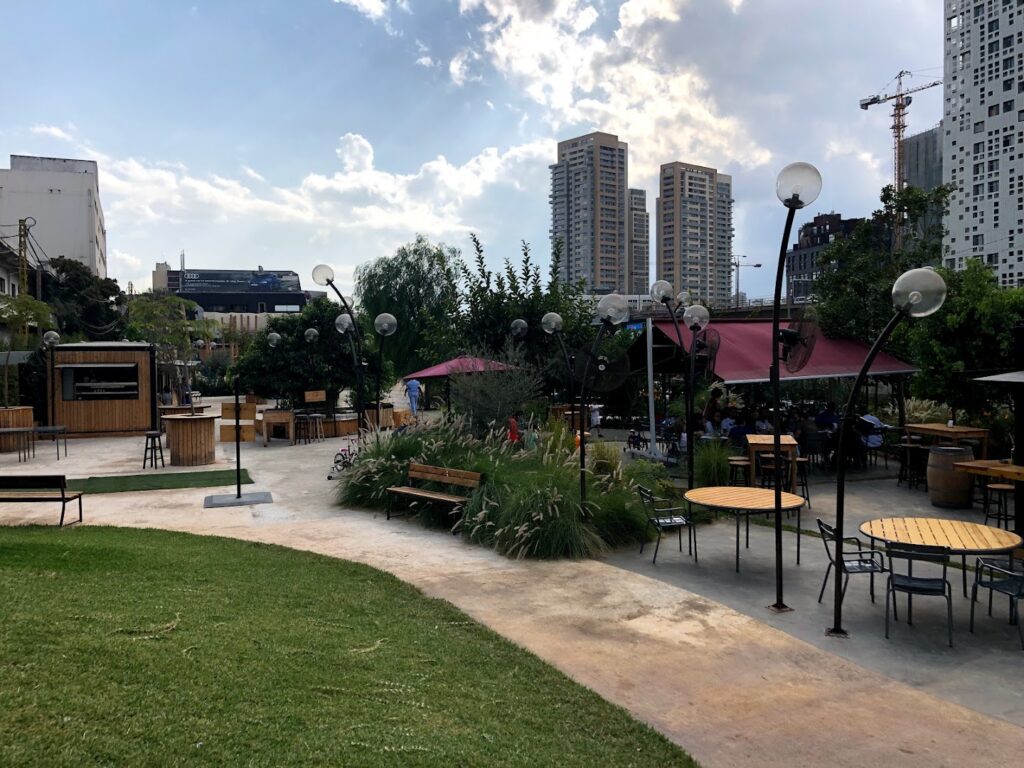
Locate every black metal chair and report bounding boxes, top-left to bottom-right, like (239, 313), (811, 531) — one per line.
(885, 543), (953, 648)
(816, 519), (886, 603)
(970, 557), (1024, 650)
(637, 486), (696, 565)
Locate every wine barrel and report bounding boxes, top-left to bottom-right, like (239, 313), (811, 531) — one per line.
(927, 446), (974, 508)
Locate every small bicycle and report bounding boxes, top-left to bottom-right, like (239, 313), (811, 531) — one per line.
(328, 444), (358, 480)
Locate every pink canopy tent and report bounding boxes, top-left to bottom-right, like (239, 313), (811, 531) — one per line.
(653, 320), (917, 384)
(403, 356), (515, 381)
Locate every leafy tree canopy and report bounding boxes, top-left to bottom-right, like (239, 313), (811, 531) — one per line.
(43, 257), (124, 340)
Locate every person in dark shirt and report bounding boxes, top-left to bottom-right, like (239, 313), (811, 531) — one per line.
(815, 402), (840, 431)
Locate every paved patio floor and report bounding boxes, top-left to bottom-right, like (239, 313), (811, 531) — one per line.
(1, 425), (1022, 767)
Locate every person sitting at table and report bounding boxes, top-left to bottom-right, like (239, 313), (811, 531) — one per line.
(728, 415), (755, 446)
(704, 411), (723, 437)
(815, 402), (840, 432)
(720, 407), (737, 435)
(754, 408), (772, 434)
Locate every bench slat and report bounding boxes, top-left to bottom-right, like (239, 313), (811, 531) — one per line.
(407, 465), (481, 488)
(0, 492), (82, 502)
(0, 475), (69, 491)
(387, 486), (468, 504)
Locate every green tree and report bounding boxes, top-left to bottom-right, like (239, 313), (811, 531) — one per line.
(43, 257), (124, 339)
(0, 294), (54, 406)
(355, 235), (462, 376)
(816, 184), (950, 351)
(905, 259), (1024, 419)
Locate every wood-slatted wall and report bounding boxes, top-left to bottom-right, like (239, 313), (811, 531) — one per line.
(49, 349), (156, 435)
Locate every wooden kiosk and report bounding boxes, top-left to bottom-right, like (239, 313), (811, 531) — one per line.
(46, 342), (158, 436)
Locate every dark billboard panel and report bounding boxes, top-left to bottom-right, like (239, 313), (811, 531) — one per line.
(180, 270), (301, 293)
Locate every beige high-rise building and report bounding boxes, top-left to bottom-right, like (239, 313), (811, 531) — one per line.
(626, 188), (649, 295)
(549, 132), (628, 292)
(656, 162), (733, 307)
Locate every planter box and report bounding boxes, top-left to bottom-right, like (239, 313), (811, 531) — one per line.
(221, 403), (257, 421)
(324, 417), (358, 438)
(220, 422), (256, 442)
(244, 394), (267, 404)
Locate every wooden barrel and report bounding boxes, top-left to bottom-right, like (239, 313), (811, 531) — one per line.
(927, 446), (974, 508)
(164, 415), (217, 466)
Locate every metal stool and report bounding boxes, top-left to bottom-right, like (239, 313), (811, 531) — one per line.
(294, 414), (310, 445)
(728, 459), (751, 486)
(143, 430), (165, 468)
(985, 483), (1014, 530)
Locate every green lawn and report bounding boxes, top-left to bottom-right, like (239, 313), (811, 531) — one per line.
(0, 527), (696, 767)
(67, 469), (253, 494)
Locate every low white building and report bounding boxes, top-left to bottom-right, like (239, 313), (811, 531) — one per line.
(0, 155), (107, 279)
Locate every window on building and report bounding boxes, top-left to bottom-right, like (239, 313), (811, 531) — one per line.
(991, 104), (1001, 116)
(976, 121), (986, 133)
(1006, 77), (1016, 91)
(975, 162), (985, 174)
(0, 277), (5, 294)
(975, 141), (986, 153)
(990, 158), (1001, 171)
(974, 234), (985, 245)
(991, 19), (1001, 32)
(990, 180), (1000, 192)
(1007, 100), (1017, 112)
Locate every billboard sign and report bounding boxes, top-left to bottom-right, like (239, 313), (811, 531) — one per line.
(180, 270), (301, 293)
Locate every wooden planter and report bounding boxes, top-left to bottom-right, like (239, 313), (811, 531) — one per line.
(163, 414), (217, 466)
(0, 406), (34, 453)
(220, 423), (256, 442)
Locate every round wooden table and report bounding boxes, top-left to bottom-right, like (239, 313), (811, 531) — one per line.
(162, 414), (217, 466)
(860, 517), (1022, 596)
(684, 486), (806, 572)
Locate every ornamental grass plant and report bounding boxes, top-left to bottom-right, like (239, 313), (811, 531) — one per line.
(337, 417), (651, 559)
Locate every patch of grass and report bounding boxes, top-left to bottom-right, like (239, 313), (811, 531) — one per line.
(67, 469), (253, 495)
(0, 526), (696, 767)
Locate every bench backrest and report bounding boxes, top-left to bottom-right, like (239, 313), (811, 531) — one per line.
(408, 463), (481, 489)
(0, 475), (68, 491)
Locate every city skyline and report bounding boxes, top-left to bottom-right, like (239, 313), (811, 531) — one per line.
(1, 1), (942, 299)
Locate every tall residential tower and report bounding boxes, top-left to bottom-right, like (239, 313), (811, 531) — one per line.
(943, 1), (1023, 285)
(549, 132), (629, 292)
(626, 188), (650, 295)
(656, 162), (733, 307)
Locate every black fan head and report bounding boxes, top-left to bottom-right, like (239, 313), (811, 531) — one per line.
(572, 348), (631, 392)
(782, 307), (819, 373)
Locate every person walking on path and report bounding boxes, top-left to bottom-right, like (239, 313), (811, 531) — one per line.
(404, 378), (421, 417)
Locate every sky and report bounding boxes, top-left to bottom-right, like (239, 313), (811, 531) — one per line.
(0, 0), (942, 300)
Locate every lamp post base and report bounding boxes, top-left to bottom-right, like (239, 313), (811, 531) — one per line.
(767, 603), (793, 614)
(203, 492), (274, 508)
(825, 627), (849, 638)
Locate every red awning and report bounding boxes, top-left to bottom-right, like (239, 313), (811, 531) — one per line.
(654, 321), (917, 385)
(403, 356), (515, 381)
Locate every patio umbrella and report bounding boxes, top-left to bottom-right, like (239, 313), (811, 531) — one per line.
(974, 368), (1024, 536)
(403, 356), (516, 412)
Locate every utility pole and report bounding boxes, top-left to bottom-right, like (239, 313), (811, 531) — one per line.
(732, 254), (761, 308)
(17, 219), (28, 297)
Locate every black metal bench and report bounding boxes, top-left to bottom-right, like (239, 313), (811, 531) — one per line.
(386, 463), (482, 520)
(0, 475), (83, 526)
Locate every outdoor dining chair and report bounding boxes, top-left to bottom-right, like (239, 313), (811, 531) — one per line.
(885, 542), (954, 648)
(637, 486), (696, 565)
(816, 518), (887, 603)
(970, 557), (1024, 651)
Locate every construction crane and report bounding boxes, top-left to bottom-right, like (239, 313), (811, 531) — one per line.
(860, 70), (941, 192)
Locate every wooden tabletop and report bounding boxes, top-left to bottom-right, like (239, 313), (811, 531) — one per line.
(159, 405), (210, 412)
(746, 434), (798, 447)
(859, 517), (1021, 554)
(684, 486), (805, 512)
(161, 414), (217, 421)
(905, 423), (988, 439)
(954, 460), (1024, 482)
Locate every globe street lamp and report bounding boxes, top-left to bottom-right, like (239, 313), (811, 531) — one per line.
(578, 294), (630, 505)
(313, 264), (362, 344)
(542, 311), (577, 434)
(828, 267), (947, 636)
(510, 318), (528, 339)
(43, 330), (60, 427)
(770, 162), (822, 612)
(373, 312), (398, 430)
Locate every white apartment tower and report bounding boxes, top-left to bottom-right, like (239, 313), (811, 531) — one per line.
(943, 0), (1024, 286)
(626, 188), (650, 295)
(0, 155), (107, 278)
(550, 132), (628, 292)
(656, 162), (733, 307)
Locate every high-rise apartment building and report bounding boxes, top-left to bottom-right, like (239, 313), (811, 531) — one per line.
(943, 1), (1024, 286)
(549, 132), (628, 292)
(0, 155), (107, 278)
(656, 162), (733, 307)
(626, 188), (649, 295)
(785, 212), (863, 301)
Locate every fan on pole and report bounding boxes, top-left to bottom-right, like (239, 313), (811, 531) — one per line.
(692, 328), (721, 381)
(779, 307), (819, 373)
(572, 348), (632, 394)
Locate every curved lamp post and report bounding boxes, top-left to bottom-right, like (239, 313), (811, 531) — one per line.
(578, 294), (630, 505)
(373, 312), (397, 430)
(682, 303), (710, 489)
(335, 312), (365, 431)
(542, 311), (577, 434)
(771, 162), (822, 612)
(650, 281), (695, 479)
(314, 263), (367, 431)
(828, 267), (947, 636)
(43, 330), (60, 427)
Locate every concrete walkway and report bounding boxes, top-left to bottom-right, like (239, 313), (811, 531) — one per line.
(2, 435), (1023, 767)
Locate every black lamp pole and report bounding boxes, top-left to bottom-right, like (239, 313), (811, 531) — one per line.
(770, 200), (798, 612)
(577, 322), (610, 505)
(316, 267), (366, 433)
(554, 333), (575, 432)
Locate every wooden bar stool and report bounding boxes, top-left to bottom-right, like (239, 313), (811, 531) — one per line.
(728, 458), (751, 486)
(143, 430), (165, 469)
(308, 414), (325, 442)
(795, 456), (811, 508)
(985, 483), (1014, 530)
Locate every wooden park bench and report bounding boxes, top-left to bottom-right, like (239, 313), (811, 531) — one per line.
(0, 475), (83, 526)
(386, 463), (482, 520)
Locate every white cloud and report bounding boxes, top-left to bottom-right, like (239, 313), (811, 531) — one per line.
(110, 248), (141, 268)
(460, 0), (770, 179)
(416, 55), (435, 68)
(333, 0), (388, 20)
(242, 165), (265, 182)
(486, 100), (495, 110)
(449, 48), (482, 86)
(30, 124), (74, 142)
(335, 133), (375, 172)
